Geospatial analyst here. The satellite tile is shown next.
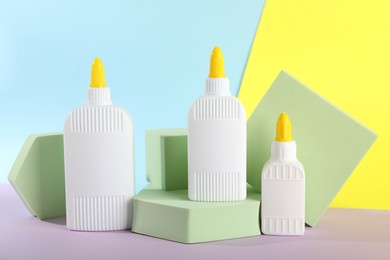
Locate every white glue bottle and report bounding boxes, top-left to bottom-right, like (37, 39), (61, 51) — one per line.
(188, 46), (246, 202)
(64, 58), (134, 231)
(261, 112), (305, 235)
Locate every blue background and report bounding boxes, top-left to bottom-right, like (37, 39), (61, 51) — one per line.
(0, 0), (264, 192)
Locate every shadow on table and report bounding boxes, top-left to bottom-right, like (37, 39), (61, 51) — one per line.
(43, 216), (66, 226)
(209, 208), (390, 247)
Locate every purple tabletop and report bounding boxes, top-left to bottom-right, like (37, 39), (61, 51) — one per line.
(0, 184), (389, 260)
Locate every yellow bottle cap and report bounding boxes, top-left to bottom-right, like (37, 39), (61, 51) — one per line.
(208, 46), (226, 78)
(276, 112), (293, 142)
(90, 57), (107, 88)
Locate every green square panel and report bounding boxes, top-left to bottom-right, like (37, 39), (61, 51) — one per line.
(162, 135), (188, 190)
(145, 129), (188, 190)
(247, 71), (377, 227)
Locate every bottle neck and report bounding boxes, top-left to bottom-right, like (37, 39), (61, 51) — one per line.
(204, 78), (231, 96)
(271, 141), (297, 161)
(87, 87), (112, 106)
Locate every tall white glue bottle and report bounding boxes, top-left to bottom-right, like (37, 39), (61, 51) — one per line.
(64, 58), (134, 231)
(188, 46), (246, 202)
(261, 112), (305, 235)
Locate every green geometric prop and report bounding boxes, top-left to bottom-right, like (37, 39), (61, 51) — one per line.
(247, 71), (377, 226)
(146, 129), (188, 190)
(8, 133), (65, 219)
(132, 185), (260, 243)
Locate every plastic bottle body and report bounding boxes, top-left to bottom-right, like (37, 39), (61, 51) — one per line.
(64, 104), (134, 231)
(188, 95), (246, 202)
(261, 141), (305, 235)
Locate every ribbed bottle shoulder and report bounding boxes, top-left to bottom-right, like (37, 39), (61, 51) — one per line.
(64, 105), (132, 133)
(262, 161), (305, 181)
(188, 96), (246, 120)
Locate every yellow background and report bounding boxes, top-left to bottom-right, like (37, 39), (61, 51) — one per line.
(239, 0), (390, 209)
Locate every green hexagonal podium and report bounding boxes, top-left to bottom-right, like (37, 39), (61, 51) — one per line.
(8, 133), (65, 219)
(132, 185), (261, 243)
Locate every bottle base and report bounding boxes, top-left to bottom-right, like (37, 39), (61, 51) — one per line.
(261, 217), (305, 236)
(189, 172), (246, 202)
(67, 195), (131, 231)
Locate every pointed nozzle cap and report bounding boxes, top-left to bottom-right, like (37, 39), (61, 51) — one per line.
(90, 57), (107, 88)
(276, 112), (293, 142)
(208, 46), (226, 78)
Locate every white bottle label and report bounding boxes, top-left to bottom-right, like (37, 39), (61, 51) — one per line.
(188, 96), (246, 202)
(261, 162), (305, 235)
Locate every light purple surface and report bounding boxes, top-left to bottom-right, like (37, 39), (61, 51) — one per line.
(1, 183), (389, 260)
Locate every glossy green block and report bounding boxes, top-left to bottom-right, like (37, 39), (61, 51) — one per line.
(8, 133), (65, 219)
(247, 71), (377, 226)
(145, 129), (188, 190)
(132, 185), (261, 243)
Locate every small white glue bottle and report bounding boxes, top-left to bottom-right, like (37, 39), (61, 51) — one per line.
(64, 58), (134, 231)
(188, 46), (246, 202)
(261, 112), (305, 235)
